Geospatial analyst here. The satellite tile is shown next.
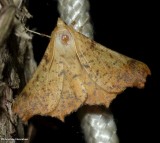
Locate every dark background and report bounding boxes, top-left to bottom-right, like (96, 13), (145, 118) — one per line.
(27, 0), (159, 143)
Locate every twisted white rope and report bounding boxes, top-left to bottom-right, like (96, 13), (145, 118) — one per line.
(58, 0), (119, 142)
(58, 0), (93, 38)
(80, 107), (119, 143)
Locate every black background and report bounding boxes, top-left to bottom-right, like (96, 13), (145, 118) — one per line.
(26, 0), (159, 143)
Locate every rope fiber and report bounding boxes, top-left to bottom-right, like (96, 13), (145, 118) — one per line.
(58, 0), (93, 38)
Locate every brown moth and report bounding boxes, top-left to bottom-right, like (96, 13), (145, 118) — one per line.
(12, 18), (151, 121)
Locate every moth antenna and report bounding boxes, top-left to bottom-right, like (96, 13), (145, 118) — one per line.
(25, 27), (51, 38)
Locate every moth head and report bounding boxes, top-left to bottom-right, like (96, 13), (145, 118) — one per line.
(53, 20), (76, 57)
(56, 18), (74, 46)
(58, 30), (72, 46)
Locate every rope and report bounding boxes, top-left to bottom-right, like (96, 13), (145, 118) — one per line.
(80, 106), (119, 143)
(58, 0), (119, 142)
(58, 0), (93, 38)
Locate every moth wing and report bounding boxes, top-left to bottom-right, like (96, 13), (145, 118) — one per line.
(49, 63), (87, 121)
(79, 68), (117, 107)
(68, 26), (150, 94)
(12, 36), (64, 121)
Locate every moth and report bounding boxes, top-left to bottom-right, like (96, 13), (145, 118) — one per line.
(12, 18), (150, 121)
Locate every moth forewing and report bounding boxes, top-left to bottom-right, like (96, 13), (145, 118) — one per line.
(67, 25), (151, 93)
(12, 27), (65, 121)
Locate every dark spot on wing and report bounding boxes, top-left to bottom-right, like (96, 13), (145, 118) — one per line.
(72, 74), (79, 79)
(59, 70), (66, 76)
(96, 70), (99, 76)
(36, 75), (39, 81)
(43, 53), (49, 63)
(109, 53), (113, 59)
(22, 91), (27, 97)
(90, 40), (96, 50)
(83, 64), (90, 68)
(128, 59), (137, 71)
